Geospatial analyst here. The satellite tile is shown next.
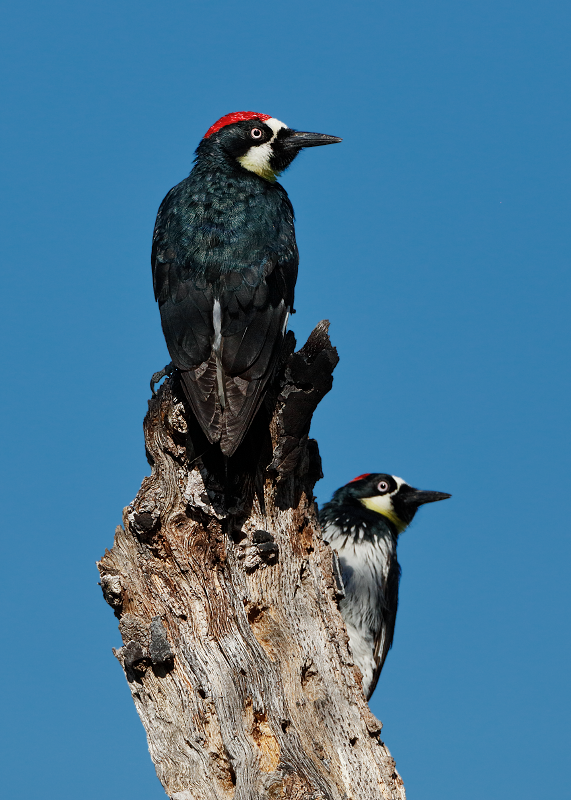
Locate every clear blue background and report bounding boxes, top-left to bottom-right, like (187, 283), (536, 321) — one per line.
(1, 1), (569, 797)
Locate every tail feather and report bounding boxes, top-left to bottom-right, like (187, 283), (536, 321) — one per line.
(180, 358), (221, 441)
(179, 360), (270, 456)
(219, 374), (265, 456)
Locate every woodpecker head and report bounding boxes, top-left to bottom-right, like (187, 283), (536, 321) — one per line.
(332, 473), (451, 534)
(197, 111), (342, 182)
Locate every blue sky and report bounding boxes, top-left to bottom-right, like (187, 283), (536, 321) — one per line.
(1, 1), (569, 797)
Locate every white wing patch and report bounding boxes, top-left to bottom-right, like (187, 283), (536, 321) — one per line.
(212, 299), (225, 410)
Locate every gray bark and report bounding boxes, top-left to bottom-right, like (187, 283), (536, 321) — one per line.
(98, 322), (406, 800)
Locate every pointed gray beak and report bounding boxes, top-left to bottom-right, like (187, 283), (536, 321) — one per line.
(281, 131), (343, 150)
(401, 490), (452, 507)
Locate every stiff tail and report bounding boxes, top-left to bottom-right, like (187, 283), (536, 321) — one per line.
(179, 361), (267, 457)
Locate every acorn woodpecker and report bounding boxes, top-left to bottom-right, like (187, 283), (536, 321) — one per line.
(151, 111), (341, 456)
(320, 473), (451, 699)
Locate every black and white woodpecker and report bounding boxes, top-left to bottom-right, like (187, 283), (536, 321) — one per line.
(151, 111), (341, 456)
(320, 473), (451, 700)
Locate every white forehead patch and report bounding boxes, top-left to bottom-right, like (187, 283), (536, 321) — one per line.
(265, 117), (287, 136)
(237, 117), (288, 182)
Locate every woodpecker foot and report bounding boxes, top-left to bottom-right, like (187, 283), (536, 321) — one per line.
(150, 362), (175, 395)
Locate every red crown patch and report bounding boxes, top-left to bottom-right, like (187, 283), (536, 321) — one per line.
(204, 111), (272, 139)
(347, 473), (371, 484)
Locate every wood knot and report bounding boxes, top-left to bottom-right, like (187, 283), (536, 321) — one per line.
(132, 511), (159, 535)
(115, 640), (150, 682)
(100, 574), (123, 610)
(149, 616), (174, 666)
(236, 530), (279, 572)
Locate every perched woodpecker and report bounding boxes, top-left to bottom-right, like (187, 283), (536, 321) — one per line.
(151, 112), (341, 456)
(320, 473), (451, 699)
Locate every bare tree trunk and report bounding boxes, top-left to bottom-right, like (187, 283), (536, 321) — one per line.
(98, 322), (406, 800)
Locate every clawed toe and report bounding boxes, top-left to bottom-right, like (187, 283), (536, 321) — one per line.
(150, 362), (175, 395)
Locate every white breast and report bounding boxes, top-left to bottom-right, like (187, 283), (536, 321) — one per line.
(324, 521), (396, 697)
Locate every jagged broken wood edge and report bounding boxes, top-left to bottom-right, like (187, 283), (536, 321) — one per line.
(98, 321), (406, 800)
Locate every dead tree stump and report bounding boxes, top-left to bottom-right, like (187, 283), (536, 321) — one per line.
(98, 321), (406, 800)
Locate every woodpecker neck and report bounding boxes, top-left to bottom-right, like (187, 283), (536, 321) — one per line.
(193, 139), (250, 176)
(237, 148), (279, 182)
(191, 145), (282, 195)
(321, 499), (400, 543)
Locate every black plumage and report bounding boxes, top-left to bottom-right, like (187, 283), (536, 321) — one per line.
(151, 113), (340, 455)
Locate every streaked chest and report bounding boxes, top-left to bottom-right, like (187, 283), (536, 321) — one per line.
(325, 523), (397, 605)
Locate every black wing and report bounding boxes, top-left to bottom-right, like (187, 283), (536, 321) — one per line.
(177, 258), (293, 455)
(152, 184), (297, 455)
(367, 559), (401, 699)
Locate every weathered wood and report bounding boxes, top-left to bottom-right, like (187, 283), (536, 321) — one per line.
(98, 321), (406, 800)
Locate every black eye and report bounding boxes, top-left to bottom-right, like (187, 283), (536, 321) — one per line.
(377, 481), (389, 493)
(250, 128), (263, 139)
